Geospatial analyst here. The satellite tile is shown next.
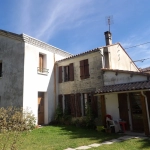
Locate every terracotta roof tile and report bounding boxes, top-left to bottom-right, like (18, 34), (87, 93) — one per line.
(95, 80), (150, 94)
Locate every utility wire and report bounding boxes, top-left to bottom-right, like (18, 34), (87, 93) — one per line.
(125, 41), (150, 49)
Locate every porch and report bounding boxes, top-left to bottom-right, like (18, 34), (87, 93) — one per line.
(95, 80), (150, 136)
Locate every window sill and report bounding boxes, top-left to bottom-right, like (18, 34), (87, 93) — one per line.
(38, 72), (48, 76)
(37, 67), (49, 76)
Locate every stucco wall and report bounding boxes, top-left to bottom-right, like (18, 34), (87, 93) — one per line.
(57, 51), (103, 95)
(105, 94), (120, 120)
(0, 35), (24, 107)
(104, 71), (147, 85)
(23, 43), (68, 124)
(103, 44), (139, 71)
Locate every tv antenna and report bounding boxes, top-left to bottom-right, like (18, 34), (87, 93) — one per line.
(105, 16), (113, 32)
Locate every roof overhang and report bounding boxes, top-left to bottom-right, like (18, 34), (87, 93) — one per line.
(95, 80), (150, 96)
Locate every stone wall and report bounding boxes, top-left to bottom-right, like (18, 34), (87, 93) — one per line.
(0, 35), (24, 107)
(57, 50), (103, 95)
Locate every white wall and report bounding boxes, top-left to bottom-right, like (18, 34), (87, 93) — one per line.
(23, 43), (69, 124)
(104, 44), (139, 71)
(104, 71), (147, 86)
(105, 94), (120, 121)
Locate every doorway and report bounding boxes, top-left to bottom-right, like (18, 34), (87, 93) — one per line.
(38, 92), (44, 125)
(129, 93), (144, 132)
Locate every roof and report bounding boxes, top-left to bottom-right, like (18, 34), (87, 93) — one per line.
(0, 29), (72, 57)
(57, 43), (120, 63)
(141, 66), (150, 72)
(102, 68), (150, 76)
(95, 80), (150, 94)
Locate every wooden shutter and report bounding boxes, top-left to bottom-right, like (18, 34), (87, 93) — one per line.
(101, 95), (106, 126)
(39, 54), (43, 72)
(69, 63), (74, 81)
(59, 66), (62, 83)
(91, 93), (98, 117)
(58, 95), (63, 110)
(76, 93), (82, 117)
(84, 59), (89, 78)
(80, 60), (84, 79)
(0, 62), (2, 77)
(70, 94), (76, 117)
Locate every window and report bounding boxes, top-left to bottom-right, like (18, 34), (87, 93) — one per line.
(80, 59), (90, 79)
(64, 95), (71, 115)
(64, 66), (69, 81)
(58, 94), (82, 117)
(83, 93), (98, 117)
(38, 53), (49, 75)
(0, 62), (2, 77)
(59, 63), (74, 83)
(39, 54), (44, 72)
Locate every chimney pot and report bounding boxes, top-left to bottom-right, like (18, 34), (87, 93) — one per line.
(104, 31), (112, 45)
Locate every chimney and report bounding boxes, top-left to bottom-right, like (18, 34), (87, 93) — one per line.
(104, 31), (112, 45)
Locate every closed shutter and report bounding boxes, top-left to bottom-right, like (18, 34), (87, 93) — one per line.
(59, 66), (62, 83)
(39, 54), (43, 72)
(70, 94), (76, 117)
(80, 60), (84, 79)
(91, 93), (98, 117)
(58, 95), (63, 110)
(0, 62), (2, 77)
(101, 95), (106, 126)
(76, 93), (82, 117)
(69, 63), (74, 81)
(84, 59), (89, 78)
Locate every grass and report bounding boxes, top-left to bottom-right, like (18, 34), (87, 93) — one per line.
(0, 125), (149, 150)
(90, 138), (150, 150)
(0, 125), (120, 150)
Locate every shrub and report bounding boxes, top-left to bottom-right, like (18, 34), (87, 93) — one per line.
(0, 106), (36, 150)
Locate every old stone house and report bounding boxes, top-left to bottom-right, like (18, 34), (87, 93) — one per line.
(0, 29), (142, 128)
(56, 31), (139, 122)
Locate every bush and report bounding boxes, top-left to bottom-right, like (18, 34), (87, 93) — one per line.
(0, 107), (36, 150)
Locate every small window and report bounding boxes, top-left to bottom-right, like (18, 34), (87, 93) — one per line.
(64, 66), (69, 81)
(59, 63), (74, 83)
(64, 63), (74, 82)
(38, 53), (49, 75)
(80, 59), (90, 79)
(0, 62), (2, 77)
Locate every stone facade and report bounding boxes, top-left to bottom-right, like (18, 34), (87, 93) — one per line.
(57, 50), (103, 95)
(0, 34), (24, 107)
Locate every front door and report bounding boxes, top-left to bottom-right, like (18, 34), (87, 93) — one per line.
(129, 93), (144, 132)
(38, 92), (44, 125)
(118, 93), (130, 130)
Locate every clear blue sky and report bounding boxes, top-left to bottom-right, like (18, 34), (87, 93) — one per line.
(0, 0), (150, 68)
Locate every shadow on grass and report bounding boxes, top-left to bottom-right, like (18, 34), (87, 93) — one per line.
(57, 125), (121, 143)
(139, 138), (150, 149)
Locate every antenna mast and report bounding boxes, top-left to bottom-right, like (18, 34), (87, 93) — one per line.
(105, 16), (113, 32)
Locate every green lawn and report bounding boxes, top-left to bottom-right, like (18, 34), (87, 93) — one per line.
(90, 138), (150, 150)
(0, 126), (149, 150)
